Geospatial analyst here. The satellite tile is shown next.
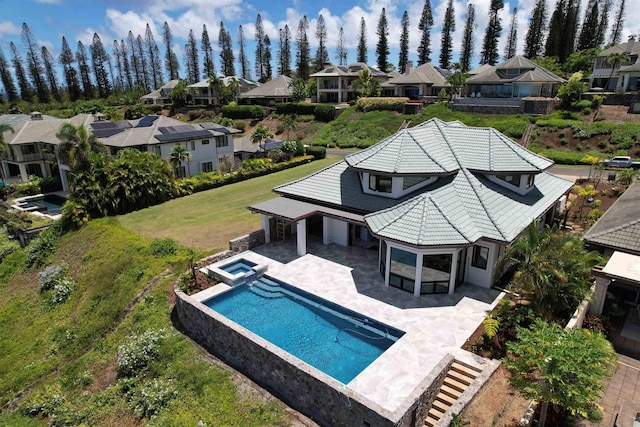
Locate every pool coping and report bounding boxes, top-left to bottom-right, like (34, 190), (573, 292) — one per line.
(11, 192), (66, 219)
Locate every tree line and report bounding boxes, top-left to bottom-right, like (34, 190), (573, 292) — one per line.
(0, 0), (628, 103)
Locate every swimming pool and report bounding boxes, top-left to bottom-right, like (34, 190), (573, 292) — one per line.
(204, 276), (404, 384)
(13, 194), (67, 215)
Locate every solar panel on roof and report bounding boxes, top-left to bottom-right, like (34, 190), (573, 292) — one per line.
(135, 116), (159, 128)
(155, 129), (213, 142)
(199, 122), (230, 134)
(91, 121), (118, 130)
(93, 128), (125, 138)
(158, 125), (195, 134)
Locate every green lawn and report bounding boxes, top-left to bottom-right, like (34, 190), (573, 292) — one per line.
(118, 155), (341, 252)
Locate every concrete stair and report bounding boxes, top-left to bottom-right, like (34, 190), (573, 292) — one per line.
(424, 361), (481, 427)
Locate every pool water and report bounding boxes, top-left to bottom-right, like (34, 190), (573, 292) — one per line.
(221, 260), (256, 275)
(22, 195), (67, 214)
(205, 277), (403, 384)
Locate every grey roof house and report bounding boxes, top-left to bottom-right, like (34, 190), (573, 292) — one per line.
(590, 36), (640, 92)
(310, 63), (390, 103)
(384, 63), (450, 98)
(239, 75), (293, 105)
(140, 79), (181, 105)
(188, 76), (259, 105)
(250, 118), (573, 294)
(465, 56), (565, 98)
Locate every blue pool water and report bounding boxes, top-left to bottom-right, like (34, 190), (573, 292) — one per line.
(204, 277), (404, 384)
(221, 259), (256, 275)
(21, 195), (67, 214)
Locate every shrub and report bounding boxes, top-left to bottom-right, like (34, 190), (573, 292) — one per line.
(117, 329), (165, 377)
(221, 105), (265, 119)
(38, 264), (68, 292)
(150, 238), (178, 257)
(561, 138), (569, 145)
(26, 221), (64, 268)
(305, 146), (326, 159)
(15, 175), (42, 196)
(598, 140), (608, 149)
(267, 148), (291, 163)
(314, 104), (336, 122)
(355, 97), (409, 112)
(124, 378), (177, 419)
(275, 102), (317, 116)
(51, 282), (72, 304)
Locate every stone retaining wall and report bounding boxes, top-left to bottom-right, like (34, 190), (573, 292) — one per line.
(174, 283), (453, 427)
(198, 230), (265, 268)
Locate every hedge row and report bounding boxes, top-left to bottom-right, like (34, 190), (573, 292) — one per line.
(221, 105), (266, 119)
(275, 103), (336, 122)
(355, 97), (409, 112)
(174, 155), (316, 195)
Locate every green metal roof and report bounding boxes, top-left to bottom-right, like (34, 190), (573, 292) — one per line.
(344, 119), (553, 175)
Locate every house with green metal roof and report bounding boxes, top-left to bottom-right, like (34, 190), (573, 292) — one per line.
(249, 118), (573, 294)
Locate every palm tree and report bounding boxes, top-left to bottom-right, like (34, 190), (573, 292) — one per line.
(250, 125), (274, 152)
(56, 123), (108, 172)
(352, 69), (382, 97)
(168, 144), (192, 178)
(0, 124), (15, 187)
(604, 52), (631, 91)
(281, 114), (298, 141)
(168, 79), (189, 108)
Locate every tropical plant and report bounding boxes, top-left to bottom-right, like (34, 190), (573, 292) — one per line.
(573, 183), (597, 217)
(168, 79), (189, 108)
(281, 114), (298, 141)
(352, 69), (382, 97)
(616, 167), (637, 186)
(250, 125), (274, 152)
(168, 145), (192, 178)
(55, 123), (108, 172)
(604, 51), (631, 91)
(0, 124), (14, 186)
(505, 318), (617, 426)
(445, 63), (468, 98)
(557, 72), (586, 108)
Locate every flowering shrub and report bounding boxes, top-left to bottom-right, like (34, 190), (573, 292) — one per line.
(38, 264), (68, 292)
(126, 378), (177, 418)
(51, 282), (72, 304)
(117, 329), (164, 377)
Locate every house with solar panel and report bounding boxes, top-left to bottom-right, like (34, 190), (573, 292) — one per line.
(310, 63), (390, 103)
(1, 113), (239, 191)
(249, 119), (573, 294)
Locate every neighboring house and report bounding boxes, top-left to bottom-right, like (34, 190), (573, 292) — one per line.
(590, 36), (640, 92)
(238, 75), (293, 105)
(310, 63), (390, 103)
(1, 112), (93, 185)
(188, 76), (259, 105)
(250, 118), (572, 295)
(233, 136), (282, 161)
(465, 55), (565, 98)
(139, 79), (181, 105)
(1, 112), (240, 190)
(384, 62), (450, 98)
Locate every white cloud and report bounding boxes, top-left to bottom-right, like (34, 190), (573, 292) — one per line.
(0, 21), (20, 39)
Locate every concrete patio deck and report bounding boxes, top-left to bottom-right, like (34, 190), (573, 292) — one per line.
(196, 238), (504, 416)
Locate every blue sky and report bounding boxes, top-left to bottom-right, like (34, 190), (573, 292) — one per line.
(0, 0), (637, 82)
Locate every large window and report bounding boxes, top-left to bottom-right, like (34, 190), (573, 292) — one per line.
(216, 137), (228, 148)
(153, 146), (161, 156)
(201, 161), (214, 173)
(471, 245), (489, 270)
(496, 174), (522, 187)
(202, 139), (210, 145)
(420, 254), (451, 294)
(26, 163), (43, 177)
(389, 247), (416, 293)
(21, 145), (36, 155)
(174, 166), (186, 178)
(369, 174), (392, 193)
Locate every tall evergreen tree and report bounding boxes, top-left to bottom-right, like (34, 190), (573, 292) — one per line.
(504, 7), (518, 59)
(90, 33), (111, 98)
(22, 23), (49, 102)
(480, 0), (504, 65)
(315, 14), (329, 71)
(59, 37), (81, 101)
(524, 0), (547, 58)
(278, 25), (292, 76)
(596, 0), (613, 47)
(336, 27), (347, 66)
(255, 14), (267, 81)
(135, 34), (150, 90)
(145, 23), (163, 89)
(376, 8), (390, 72)
(296, 16), (310, 80)
(440, 0), (456, 69)
(185, 29), (199, 83)
(398, 11), (410, 73)
(41, 46), (61, 101)
(418, 0), (434, 64)
(162, 22), (179, 80)
(219, 22), (235, 77)
(460, 3), (476, 72)
(112, 40), (125, 92)
(577, 0), (600, 50)
(546, 0), (580, 62)
(263, 35), (272, 81)
(128, 32), (144, 89)
(609, 0), (625, 45)
(10, 42), (32, 101)
(238, 25), (251, 80)
(76, 41), (93, 98)
(201, 24), (215, 78)
(120, 40), (133, 91)
(0, 47), (18, 102)
(357, 18), (367, 63)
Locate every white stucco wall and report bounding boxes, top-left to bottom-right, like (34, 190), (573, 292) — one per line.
(465, 241), (502, 288)
(322, 217), (349, 246)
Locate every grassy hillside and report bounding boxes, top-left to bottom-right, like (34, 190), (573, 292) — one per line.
(0, 219), (291, 426)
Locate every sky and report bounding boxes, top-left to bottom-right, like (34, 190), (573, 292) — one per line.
(0, 0), (638, 83)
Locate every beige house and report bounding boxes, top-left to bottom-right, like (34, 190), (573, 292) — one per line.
(188, 76), (259, 106)
(310, 63), (390, 103)
(140, 79), (181, 105)
(590, 37), (640, 92)
(385, 63), (450, 98)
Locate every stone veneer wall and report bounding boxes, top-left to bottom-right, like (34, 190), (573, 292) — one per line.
(450, 103), (522, 115)
(174, 283), (454, 427)
(197, 230), (265, 268)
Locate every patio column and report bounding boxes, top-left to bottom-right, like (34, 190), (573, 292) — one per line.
(296, 219), (307, 256)
(414, 253), (423, 296)
(448, 251), (459, 295)
(590, 268), (610, 316)
(261, 215), (271, 244)
(338, 78), (342, 103)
